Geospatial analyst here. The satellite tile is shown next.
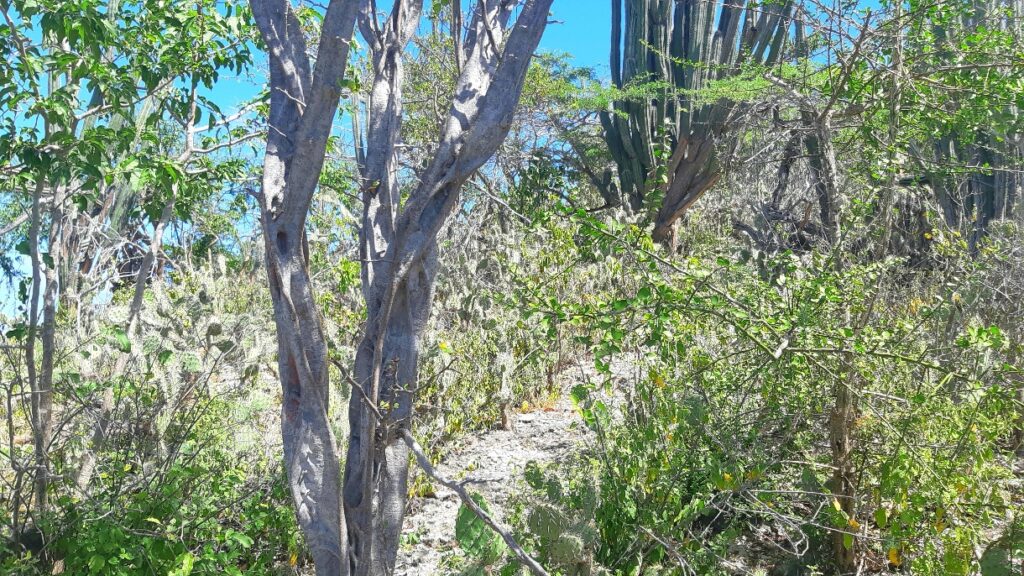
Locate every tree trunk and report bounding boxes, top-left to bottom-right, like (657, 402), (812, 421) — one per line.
(605, 0), (794, 242)
(249, 1), (549, 573)
(344, 246), (437, 575)
(71, 192), (178, 495)
(968, 142), (997, 254)
(343, 12), (420, 569)
(126, 199), (174, 331)
(73, 386), (113, 495)
(340, 2), (553, 573)
(25, 178), (48, 517)
(830, 374), (858, 572)
(247, 0), (360, 571)
(34, 186), (63, 516)
(804, 113), (840, 244)
(770, 130), (803, 210)
(264, 219), (347, 575)
(651, 136), (720, 244)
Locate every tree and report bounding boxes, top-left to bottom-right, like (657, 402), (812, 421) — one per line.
(248, 0), (553, 573)
(0, 0), (252, 526)
(602, 0), (794, 245)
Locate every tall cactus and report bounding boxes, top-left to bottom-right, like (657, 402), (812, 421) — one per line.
(922, 0), (1022, 250)
(602, 0), (794, 244)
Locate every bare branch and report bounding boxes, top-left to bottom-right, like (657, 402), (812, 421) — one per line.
(402, 430), (550, 576)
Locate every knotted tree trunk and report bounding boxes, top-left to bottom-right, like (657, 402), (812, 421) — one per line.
(249, 0), (359, 572)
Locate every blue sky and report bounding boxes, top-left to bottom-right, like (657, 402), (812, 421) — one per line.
(206, 2), (613, 112)
(545, 1), (612, 69)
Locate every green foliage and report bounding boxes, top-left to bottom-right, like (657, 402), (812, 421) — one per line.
(509, 207), (1021, 575)
(50, 443), (298, 576)
(0, 0), (258, 272)
(1, 263), (298, 575)
(2, 2), (1022, 576)
(516, 461), (602, 576)
(2, 394), (299, 576)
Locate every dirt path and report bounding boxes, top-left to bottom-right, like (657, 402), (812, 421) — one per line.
(395, 396), (588, 575)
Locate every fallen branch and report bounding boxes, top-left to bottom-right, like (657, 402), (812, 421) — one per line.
(400, 430), (549, 576)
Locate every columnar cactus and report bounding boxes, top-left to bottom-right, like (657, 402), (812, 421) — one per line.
(921, 0), (1021, 250)
(602, 0), (795, 244)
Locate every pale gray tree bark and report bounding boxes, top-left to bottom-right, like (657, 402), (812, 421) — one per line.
(26, 177), (52, 516)
(344, 2), (553, 573)
(249, 0), (552, 574)
(249, 0), (360, 573)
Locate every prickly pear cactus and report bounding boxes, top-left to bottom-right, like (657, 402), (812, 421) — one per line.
(456, 492), (506, 565)
(547, 533), (584, 564)
(520, 460), (604, 576)
(980, 523), (1024, 576)
(527, 503), (566, 541)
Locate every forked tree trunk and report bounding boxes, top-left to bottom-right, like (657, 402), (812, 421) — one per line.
(341, 6), (424, 568)
(341, 4), (553, 573)
(651, 137), (720, 245)
(249, 1), (551, 574)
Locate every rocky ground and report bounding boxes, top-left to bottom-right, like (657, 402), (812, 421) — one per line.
(395, 393), (590, 575)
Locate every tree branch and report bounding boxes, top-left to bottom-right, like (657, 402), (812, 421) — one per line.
(401, 430), (550, 576)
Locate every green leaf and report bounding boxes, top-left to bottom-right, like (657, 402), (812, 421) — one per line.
(229, 531), (254, 548)
(339, 77), (361, 92)
(874, 508), (887, 529)
(109, 327), (131, 353)
(73, 194), (90, 212)
(5, 323), (28, 341)
(158, 350), (173, 365)
(88, 554), (106, 573)
(174, 551), (195, 576)
(569, 384), (589, 406)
